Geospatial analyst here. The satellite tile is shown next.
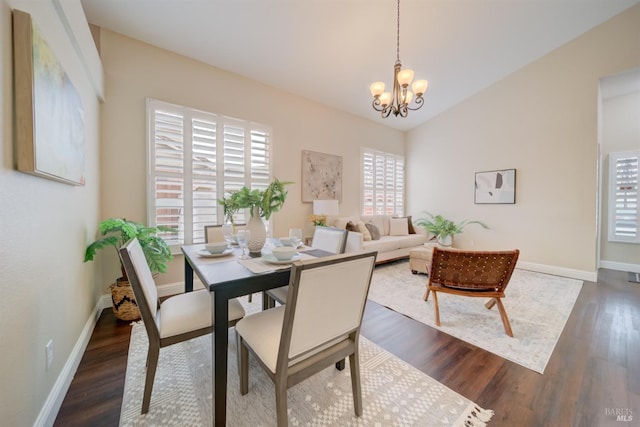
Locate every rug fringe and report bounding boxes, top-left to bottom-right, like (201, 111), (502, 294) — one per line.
(457, 402), (495, 426)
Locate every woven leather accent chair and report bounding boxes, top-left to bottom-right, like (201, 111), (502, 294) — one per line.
(424, 247), (520, 337)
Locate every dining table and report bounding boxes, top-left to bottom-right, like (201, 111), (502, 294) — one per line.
(181, 241), (332, 426)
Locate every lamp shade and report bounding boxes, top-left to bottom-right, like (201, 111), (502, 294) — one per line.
(313, 199), (339, 216)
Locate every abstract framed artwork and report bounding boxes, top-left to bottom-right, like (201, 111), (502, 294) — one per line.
(301, 150), (342, 202)
(475, 169), (516, 204)
(13, 10), (85, 185)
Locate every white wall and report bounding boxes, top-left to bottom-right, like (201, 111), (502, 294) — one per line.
(600, 84), (640, 269)
(97, 29), (404, 287)
(0, 0), (101, 425)
(406, 4), (640, 280)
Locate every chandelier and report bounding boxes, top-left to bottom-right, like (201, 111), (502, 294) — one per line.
(370, 0), (428, 118)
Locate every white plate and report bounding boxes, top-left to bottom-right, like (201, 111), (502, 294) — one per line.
(262, 253), (301, 265)
(197, 248), (234, 258)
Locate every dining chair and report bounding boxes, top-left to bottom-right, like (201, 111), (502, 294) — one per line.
(235, 251), (378, 426)
(424, 247), (520, 337)
(204, 223), (246, 243)
(119, 238), (246, 414)
(266, 226), (348, 306)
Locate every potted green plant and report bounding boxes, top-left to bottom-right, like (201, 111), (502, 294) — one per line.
(217, 178), (292, 252)
(415, 212), (488, 247)
(84, 218), (175, 321)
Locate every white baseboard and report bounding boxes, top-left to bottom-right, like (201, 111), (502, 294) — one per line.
(599, 260), (640, 274)
(34, 299), (103, 427)
(516, 261), (597, 282)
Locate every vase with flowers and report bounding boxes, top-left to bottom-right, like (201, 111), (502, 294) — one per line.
(217, 178), (292, 253)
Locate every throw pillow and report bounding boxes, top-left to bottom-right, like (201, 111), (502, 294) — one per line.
(365, 222), (380, 240)
(357, 221), (372, 241)
(346, 221), (359, 233)
(389, 217), (409, 236)
(393, 215), (416, 234)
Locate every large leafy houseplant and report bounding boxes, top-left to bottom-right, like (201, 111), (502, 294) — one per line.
(84, 218), (175, 280)
(217, 178), (293, 223)
(415, 212), (488, 246)
(84, 218), (175, 321)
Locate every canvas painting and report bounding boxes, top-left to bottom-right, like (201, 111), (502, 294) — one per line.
(475, 169), (516, 204)
(13, 10), (85, 185)
(301, 150), (342, 202)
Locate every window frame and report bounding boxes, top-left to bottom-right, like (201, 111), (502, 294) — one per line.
(146, 98), (272, 249)
(608, 149), (639, 244)
(361, 147), (405, 216)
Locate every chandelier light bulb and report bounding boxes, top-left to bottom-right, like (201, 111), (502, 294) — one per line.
(412, 80), (428, 96)
(379, 92), (392, 106)
(370, 82), (385, 97)
(397, 69), (414, 87)
(404, 90), (413, 105)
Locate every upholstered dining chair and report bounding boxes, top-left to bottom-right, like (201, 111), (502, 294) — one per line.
(204, 224), (245, 243)
(266, 225), (348, 306)
(235, 251), (377, 427)
(424, 247), (520, 337)
(119, 238), (246, 414)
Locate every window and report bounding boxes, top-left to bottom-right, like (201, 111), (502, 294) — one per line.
(147, 99), (271, 246)
(608, 150), (639, 243)
(361, 148), (404, 216)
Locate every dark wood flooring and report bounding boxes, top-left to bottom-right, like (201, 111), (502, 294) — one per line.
(55, 267), (639, 427)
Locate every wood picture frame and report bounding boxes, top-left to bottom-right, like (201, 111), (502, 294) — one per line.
(13, 10), (85, 185)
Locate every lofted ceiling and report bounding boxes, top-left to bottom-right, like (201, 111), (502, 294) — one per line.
(80, 0), (640, 132)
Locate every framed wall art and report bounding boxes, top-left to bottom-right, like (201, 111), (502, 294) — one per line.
(475, 169), (516, 204)
(13, 10), (85, 185)
(301, 150), (342, 202)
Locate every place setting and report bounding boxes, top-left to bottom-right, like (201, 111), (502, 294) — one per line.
(237, 228), (313, 273)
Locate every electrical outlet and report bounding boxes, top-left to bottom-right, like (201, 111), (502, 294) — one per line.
(45, 340), (53, 371)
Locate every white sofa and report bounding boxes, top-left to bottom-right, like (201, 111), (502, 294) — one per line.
(328, 214), (428, 263)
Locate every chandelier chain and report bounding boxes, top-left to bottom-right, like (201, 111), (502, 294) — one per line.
(396, 0), (400, 63)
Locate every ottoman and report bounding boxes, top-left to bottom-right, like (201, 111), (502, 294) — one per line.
(409, 244), (436, 275)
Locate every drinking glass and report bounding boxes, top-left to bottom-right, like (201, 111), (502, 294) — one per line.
(237, 230), (251, 260)
(221, 224), (234, 245)
(288, 228), (303, 252)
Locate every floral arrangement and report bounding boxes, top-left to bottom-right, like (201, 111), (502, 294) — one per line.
(309, 214), (327, 226)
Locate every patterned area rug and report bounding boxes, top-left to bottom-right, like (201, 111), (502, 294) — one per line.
(120, 298), (494, 426)
(368, 260), (583, 374)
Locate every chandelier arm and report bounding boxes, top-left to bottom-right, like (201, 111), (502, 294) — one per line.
(372, 98), (385, 112)
(381, 106), (394, 118)
(407, 96), (425, 111)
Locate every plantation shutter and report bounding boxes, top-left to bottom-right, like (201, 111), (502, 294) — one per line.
(609, 151), (640, 243)
(147, 99), (272, 247)
(361, 149), (404, 216)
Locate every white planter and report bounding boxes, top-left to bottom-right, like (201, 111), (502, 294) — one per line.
(437, 234), (453, 247)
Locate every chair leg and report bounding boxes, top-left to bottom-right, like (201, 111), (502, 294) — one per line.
(485, 297), (497, 309)
(494, 298), (514, 337)
(275, 374), (288, 427)
(142, 345), (159, 414)
(248, 293), (253, 303)
(432, 291), (441, 326)
(239, 335), (249, 395)
(423, 287), (430, 301)
(349, 350), (363, 417)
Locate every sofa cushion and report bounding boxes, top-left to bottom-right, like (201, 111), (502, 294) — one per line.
(365, 222), (380, 240)
(357, 221), (372, 241)
(362, 237), (400, 253)
(397, 233), (429, 248)
(361, 215), (388, 236)
(389, 217), (409, 236)
(345, 221), (359, 232)
(333, 216), (361, 230)
(393, 215), (416, 234)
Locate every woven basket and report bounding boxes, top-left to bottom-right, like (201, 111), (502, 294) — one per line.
(110, 279), (140, 321)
